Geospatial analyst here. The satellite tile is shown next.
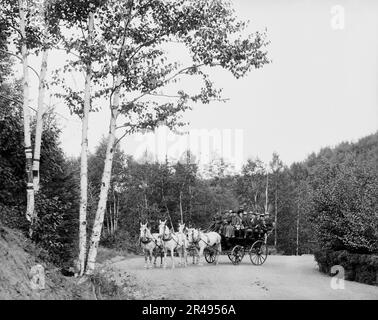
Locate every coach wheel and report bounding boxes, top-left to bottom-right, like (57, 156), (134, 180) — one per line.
(204, 248), (217, 264)
(228, 245), (245, 265)
(249, 240), (268, 265)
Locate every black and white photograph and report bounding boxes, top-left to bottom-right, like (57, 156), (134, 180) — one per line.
(0, 0), (377, 305)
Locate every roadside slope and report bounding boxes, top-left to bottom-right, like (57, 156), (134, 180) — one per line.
(0, 223), (90, 300)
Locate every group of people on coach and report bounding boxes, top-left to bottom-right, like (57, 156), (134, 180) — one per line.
(209, 205), (274, 239)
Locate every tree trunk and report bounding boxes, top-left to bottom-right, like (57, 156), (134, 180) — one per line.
(78, 11), (94, 276)
(115, 196), (119, 232)
(274, 188), (277, 248)
(19, 0), (34, 224)
(113, 190), (117, 233)
(85, 81), (120, 275)
(109, 206), (114, 235)
(106, 208), (111, 236)
(265, 172), (269, 213)
(296, 202), (300, 256)
(179, 190), (183, 223)
(32, 49), (48, 193)
(188, 185), (192, 222)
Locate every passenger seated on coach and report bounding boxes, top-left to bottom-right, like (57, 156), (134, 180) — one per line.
(242, 211), (253, 238)
(222, 220), (235, 238)
(213, 213), (223, 232)
(231, 211), (242, 237)
(253, 213), (266, 238)
(264, 213), (274, 231)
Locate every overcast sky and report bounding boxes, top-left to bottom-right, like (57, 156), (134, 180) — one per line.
(26, 0), (378, 171)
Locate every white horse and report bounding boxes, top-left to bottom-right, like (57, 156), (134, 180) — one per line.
(177, 222), (189, 267)
(187, 227), (222, 265)
(158, 220), (187, 269)
(139, 222), (163, 269)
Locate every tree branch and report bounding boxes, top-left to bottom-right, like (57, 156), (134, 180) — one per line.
(0, 94), (37, 112)
(147, 92), (229, 102)
(0, 49), (40, 80)
(125, 63), (218, 106)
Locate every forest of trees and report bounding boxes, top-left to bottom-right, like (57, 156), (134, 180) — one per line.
(0, 0), (377, 284)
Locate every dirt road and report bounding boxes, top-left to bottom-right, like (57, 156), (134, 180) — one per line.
(107, 255), (378, 300)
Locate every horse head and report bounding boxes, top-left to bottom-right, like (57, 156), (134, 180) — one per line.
(158, 219), (170, 240)
(178, 222), (186, 234)
(187, 227), (200, 244)
(139, 222), (151, 242)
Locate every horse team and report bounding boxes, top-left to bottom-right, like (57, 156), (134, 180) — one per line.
(139, 220), (221, 269)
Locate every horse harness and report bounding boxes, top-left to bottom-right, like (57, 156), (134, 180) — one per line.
(190, 229), (211, 247)
(161, 226), (182, 247)
(140, 234), (162, 249)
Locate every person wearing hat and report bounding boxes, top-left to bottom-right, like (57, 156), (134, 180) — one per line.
(213, 212), (223, 232)
(231, 211), (242, 237)
(231, 211), (241, 225)
(241, 211), (252, 238)
(237, 205), (244, 216)
(264, 213), (274, 231)
(254, 213), (267, 238)
(241, 210), (249, 227)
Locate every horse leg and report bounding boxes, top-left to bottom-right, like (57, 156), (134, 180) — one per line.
(192, 247), (197, 264)
(143, 249), (148, 269)
(177, 246), (182, 267)
(198, 246), (204, 266)
(181, 246), (185, 267)
(171, 248), (175, 269)
(148, 249), (153, 269)
(178, 246), (182, 266)
(153, 248), (157, 267)
(183, 246), (188, 267)
(163, 247), (167, 269)
(215, 242), (221, 265)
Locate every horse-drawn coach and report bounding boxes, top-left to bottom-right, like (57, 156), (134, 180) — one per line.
(139, 209), (274, 269)
(200, 230), (270, 266)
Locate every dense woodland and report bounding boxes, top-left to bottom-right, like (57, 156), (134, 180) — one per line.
(0, 0), (377, 283)
(2, 65), (377, 263)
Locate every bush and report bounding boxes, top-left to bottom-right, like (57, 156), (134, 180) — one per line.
(314, 249), (378, 285)
(100, 228), (140, 254)
(31, 194), (66, 263)
(309, 156), (378, 253)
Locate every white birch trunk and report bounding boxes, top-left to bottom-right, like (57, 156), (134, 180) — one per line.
(78, 11), (94, 276)
(179, 190), (183, 224)
(116, 196), (119, 231)
(105, 210), (112, 236)
(85, 81), (120, 275)
(19, 0), (34, 223)
(110, 206), (114, 235)
(265, 172), (269, 213)
(33, 49), (48, 193)
(112, 191), (115, 233)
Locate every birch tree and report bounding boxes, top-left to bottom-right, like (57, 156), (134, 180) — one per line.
(269, 152), (283, 249)
(32, 0), (51, 194)
(18, 0), (34, 223)
(83, 0), (270, 275)
(48, 0), (104, 275)
(1, 0), (58, 234)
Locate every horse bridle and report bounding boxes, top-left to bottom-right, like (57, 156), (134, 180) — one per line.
(140, 227), (157, 245)
(160, 224), (174, 241)
(190, 229), (213, 247)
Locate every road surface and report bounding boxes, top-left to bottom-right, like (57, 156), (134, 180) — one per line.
(106, 254), (378, 299)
